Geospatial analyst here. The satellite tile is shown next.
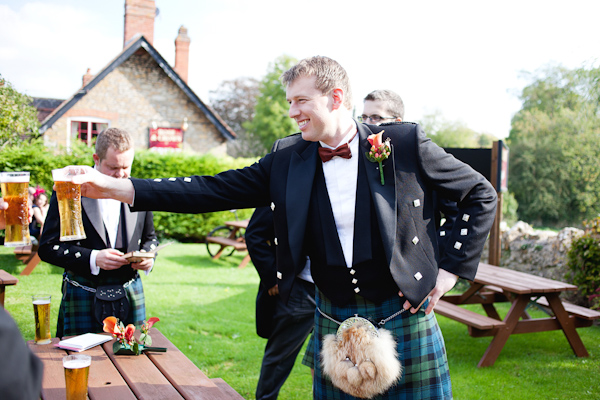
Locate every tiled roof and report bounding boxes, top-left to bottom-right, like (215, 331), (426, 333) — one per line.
(32, 97), (65, 123)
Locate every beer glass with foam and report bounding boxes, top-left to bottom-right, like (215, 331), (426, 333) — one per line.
(63, 354), (91, 400)
(32, 294), (51, 344)
(52, 168), (86, 241)
(0, 171), (32, 247)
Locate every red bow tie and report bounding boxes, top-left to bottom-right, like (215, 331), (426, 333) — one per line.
(318, 143), (352, 162)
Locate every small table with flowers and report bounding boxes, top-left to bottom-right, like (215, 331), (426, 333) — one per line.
(28, 328), (244, 399)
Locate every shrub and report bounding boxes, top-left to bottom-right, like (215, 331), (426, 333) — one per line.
(0, 141), (257, 242)
(566, 216), (600, 310)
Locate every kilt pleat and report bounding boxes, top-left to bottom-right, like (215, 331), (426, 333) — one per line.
(57, 271), (146, 337)
(310, 289), (452, 400)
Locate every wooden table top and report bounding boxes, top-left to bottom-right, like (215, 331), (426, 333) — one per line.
(0, 269), (18, 286)
(28, 328), (244, 400)
(225, 219), (249, 229)
(475, 263), (577, 294)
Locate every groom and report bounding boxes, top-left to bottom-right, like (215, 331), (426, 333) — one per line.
(72, 56), (497, 399)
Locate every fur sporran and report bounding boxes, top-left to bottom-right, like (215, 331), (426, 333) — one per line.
(321, 317), (402, 399)
(93, 284), (130, 324)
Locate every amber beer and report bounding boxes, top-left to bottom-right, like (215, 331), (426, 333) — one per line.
(63, 354), (91, 400)
(52, 168), (86, 241)
(32, 295), (51, 344)
(0, 171), (31, 247)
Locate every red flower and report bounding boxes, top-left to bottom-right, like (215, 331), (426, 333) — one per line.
(145, 317), (160, 331)
(367, 131), (383, 148)
(124, 324), (136, 344)
(103, 315), (160, 352)
(103, 316), (119, 336)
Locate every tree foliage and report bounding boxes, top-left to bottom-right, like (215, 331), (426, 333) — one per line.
(420, 110), (495, 148)
(243, 55), (298, 156)
(209, 77), (262, 158)
(508, 63), (600, 226)
(0, 75), (40, 147)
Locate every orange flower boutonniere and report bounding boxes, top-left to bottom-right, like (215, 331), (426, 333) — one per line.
(366, 131), (391, 185)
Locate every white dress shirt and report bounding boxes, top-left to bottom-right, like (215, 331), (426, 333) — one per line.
(319, 126), (359, 269)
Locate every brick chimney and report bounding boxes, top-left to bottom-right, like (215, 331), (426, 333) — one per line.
(82, 68), (94, 87)
(174, 26), (190, 83)
(123, 0), (156, 47)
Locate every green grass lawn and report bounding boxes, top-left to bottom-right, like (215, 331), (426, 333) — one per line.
(3, 243), (599, 399)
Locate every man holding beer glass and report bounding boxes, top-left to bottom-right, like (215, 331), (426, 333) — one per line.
(39, 128), (159, 337)
(0, 200), (44, 400)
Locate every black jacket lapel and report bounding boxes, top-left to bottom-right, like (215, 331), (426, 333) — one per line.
(286, 142), (318, 269)
(358, 123), (397, 265)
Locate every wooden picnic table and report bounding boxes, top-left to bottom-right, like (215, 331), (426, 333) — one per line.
(15, 243), (42, 276)
(28, 328), (244, 399)
(0, 269), (18, 308)
(205, 219), (250, 269)
(437, 262), (600, 367)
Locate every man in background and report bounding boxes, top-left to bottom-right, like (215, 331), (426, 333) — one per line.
(246, 206), (315, 400)
(359, 89), (404, 125)
(39, 128), (159, 337)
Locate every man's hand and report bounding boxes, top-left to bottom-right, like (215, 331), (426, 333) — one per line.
(95, 248), (128, 270)
(0, 198), (33, 230)
(398, 269), (459, 315)
(67, 166), (135, 204)
(268, 284), (279, 296)
(0, 198), (7, 230)
(131, 258), (154, 271)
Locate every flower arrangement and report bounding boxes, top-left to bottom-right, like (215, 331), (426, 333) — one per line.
(103, 316), (162, 355)
(366, 131), (391, 185)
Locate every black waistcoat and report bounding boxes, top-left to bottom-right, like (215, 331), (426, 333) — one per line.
(305, 156), (400, 306)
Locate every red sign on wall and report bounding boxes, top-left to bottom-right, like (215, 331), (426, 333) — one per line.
(149, 128), (183, 150)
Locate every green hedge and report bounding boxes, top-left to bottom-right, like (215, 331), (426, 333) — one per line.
(0, 139), (257, 242)
(567, 216), (600, 310)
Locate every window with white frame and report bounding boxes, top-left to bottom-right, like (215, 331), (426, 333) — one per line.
(70, 119), (109, 147)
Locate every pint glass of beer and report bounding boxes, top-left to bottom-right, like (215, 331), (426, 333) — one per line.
(0, 171), (32, 247)
(32, 294), (51, 344)
(52, 168), (86, 241)
(63, 354), (91, 400)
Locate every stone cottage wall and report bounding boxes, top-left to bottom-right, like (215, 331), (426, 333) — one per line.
(46, 49), (228, 155)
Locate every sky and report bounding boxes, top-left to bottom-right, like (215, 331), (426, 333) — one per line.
(1, 0), (599, 139)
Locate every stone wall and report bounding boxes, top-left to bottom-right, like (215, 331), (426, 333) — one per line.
(483, 221), (586, 303)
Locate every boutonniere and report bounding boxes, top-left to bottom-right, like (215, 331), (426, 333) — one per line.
(366, 131), (391, 185)
(103, 316), (165, 355)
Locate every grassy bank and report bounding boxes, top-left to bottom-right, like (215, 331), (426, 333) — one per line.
(3, 243), (599, 399)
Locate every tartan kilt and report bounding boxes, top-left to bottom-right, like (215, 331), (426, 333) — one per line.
(310, 289), (452, 400)
(57, 271), (146, 337)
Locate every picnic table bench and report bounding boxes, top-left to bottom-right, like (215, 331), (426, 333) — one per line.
(436, 262), (600, 367)
(0, 269), (18, 308)
(14, 243), (41, 275)
(205, 219), (250, 268)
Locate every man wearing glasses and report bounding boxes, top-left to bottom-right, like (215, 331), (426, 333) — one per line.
(359, 89), (404, 124)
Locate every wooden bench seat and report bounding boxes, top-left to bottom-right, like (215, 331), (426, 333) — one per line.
(435, 299), (506, 331)
(534, 297), (600, 321)
(14, 244), (33, 254)
(205, 236), (247, 251)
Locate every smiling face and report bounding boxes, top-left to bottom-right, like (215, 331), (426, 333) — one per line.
(286, 75), (338, 144)
(93, 146), (134, 179)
